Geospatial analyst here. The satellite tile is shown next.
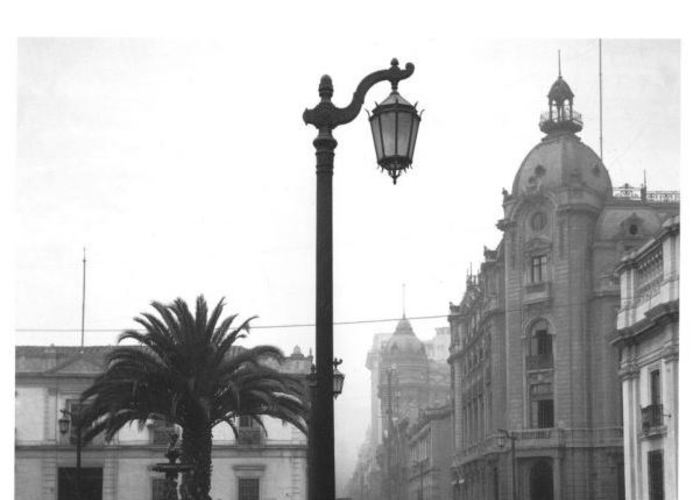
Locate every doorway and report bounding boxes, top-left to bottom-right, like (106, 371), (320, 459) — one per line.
(58, 467), (103, 500)
(529, 460), (553, 500)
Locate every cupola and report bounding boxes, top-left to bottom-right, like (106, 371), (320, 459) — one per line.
(539, 54), (583, 135)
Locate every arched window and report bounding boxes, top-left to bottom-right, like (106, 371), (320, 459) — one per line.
(529, 319), (552, 358)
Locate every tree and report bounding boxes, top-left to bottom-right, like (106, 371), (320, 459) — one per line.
(79, 296), (309, 500)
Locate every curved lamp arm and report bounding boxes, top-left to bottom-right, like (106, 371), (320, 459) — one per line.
(303, 58), (415, 130)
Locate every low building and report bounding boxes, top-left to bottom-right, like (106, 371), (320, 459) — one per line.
(612, 215), (679, 500)
(15, 344), (311, 500)
(407, 405), (453, 500)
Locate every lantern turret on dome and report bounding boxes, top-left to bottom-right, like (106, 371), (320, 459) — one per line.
(539, 56), (583, 135)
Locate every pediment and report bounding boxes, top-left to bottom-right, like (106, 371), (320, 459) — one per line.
(47, 355), (105, 375)
(524, 236), (552, 253)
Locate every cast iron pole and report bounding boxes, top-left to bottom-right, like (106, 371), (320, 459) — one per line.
(76, 419), (82, 500)
(510, 435), (516, 500)
(303, 59), (415, 500)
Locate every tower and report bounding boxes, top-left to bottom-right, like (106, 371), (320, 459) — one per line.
(448, 65), (677, 500)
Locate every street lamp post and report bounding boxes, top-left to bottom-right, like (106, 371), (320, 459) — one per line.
(303, 58), (420, 500)
(59, 408), (82, 500)
(414, 459), (425, 500)
(498, 429), (518, 500)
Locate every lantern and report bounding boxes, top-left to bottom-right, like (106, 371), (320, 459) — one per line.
(332, 358), (345, 399)
(58, 410), (70, 435)
(369, 90), (422, 184)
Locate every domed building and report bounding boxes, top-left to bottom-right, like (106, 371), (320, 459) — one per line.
(448, 72), (679, 500)
(358, 316), (452, 500)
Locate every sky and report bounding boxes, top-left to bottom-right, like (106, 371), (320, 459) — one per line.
(4, 0), (698, 492)
(11, 36), (683, 488)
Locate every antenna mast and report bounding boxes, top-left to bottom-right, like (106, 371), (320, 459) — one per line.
(558, 49), (561, 77)
(599, 39), (604, 161)
(80, 247), (86, 351)
(401, 283), (406, 319)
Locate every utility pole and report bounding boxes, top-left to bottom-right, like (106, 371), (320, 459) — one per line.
(80, 247), (87, 351)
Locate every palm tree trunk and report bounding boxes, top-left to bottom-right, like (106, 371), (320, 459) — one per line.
(181, 420), (213, 500)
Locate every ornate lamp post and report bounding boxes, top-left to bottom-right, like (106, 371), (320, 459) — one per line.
(59, 408), (82, 500)
(303, 58), (421, 500)
(498, 429), (518, 500)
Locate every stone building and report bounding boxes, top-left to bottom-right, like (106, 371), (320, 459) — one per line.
(447, 72), (679, 500)
(612, 215), (679, 500)
(15, 344), (311, 500)
(407, 404), (453, 500)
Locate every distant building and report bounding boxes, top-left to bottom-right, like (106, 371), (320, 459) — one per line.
(347, 322), (451, 500)
(612, 216), (679, 500)
(376, 318), (451, 500)
(15, 344), (311, 500)
(447, 71), (679, 500)
(408, 404), (453, 500)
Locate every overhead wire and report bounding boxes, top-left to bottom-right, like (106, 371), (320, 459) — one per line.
(14, 294), (646, 335)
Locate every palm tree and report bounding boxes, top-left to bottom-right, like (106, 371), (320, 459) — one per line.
(79, 296), (309, 500)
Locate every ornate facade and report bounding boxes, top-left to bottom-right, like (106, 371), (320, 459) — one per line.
(612, 215), (679, 500)
(447, 72), (679, 500)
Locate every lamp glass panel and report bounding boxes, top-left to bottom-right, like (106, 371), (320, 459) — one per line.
(408, 115), (420, 160)
(370, 116), (384, 162)
(379, 111), (396, 159)
(396, 111), (413, 158)
(333, 372), (345, 395)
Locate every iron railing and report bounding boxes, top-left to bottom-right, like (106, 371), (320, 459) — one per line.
(613, 184), (680, 204)
(642, 404), (665, 432)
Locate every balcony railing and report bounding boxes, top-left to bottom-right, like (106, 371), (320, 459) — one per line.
(642, 404), (665, 433)
(612, 184), (680, 204)
(526, 354), (553, 370)
(539, 109), (583, 128)
(454, 427), (622, 464)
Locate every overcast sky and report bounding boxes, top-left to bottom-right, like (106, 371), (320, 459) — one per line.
(12, 36), (682, 488)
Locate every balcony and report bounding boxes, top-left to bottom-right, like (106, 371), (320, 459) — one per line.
(526, 354), (553, 370)
(642, 404), (665, 436)
(524, 282), (551, 305)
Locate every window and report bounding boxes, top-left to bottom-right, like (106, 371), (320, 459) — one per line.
(534, 329), (552, 356)
(152, 478), (169, 500)
(530, 381), (554, 429)
(648, 450), (664, 500)
(237, 415), (262, 445)
(537, 400), (554, 428)
(527, 321), (553, 370)
(530, 255), (547, 283)
(239, 478), (260, 500)
(650, 369), (661, 405)
(531, 212), (548, 231)
(150, 421), (176, 445)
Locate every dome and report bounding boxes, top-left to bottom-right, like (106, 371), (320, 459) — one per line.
(383, 317), (426, 356)
(511, 133), (612, 198)
(548, 76), (574, 104)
